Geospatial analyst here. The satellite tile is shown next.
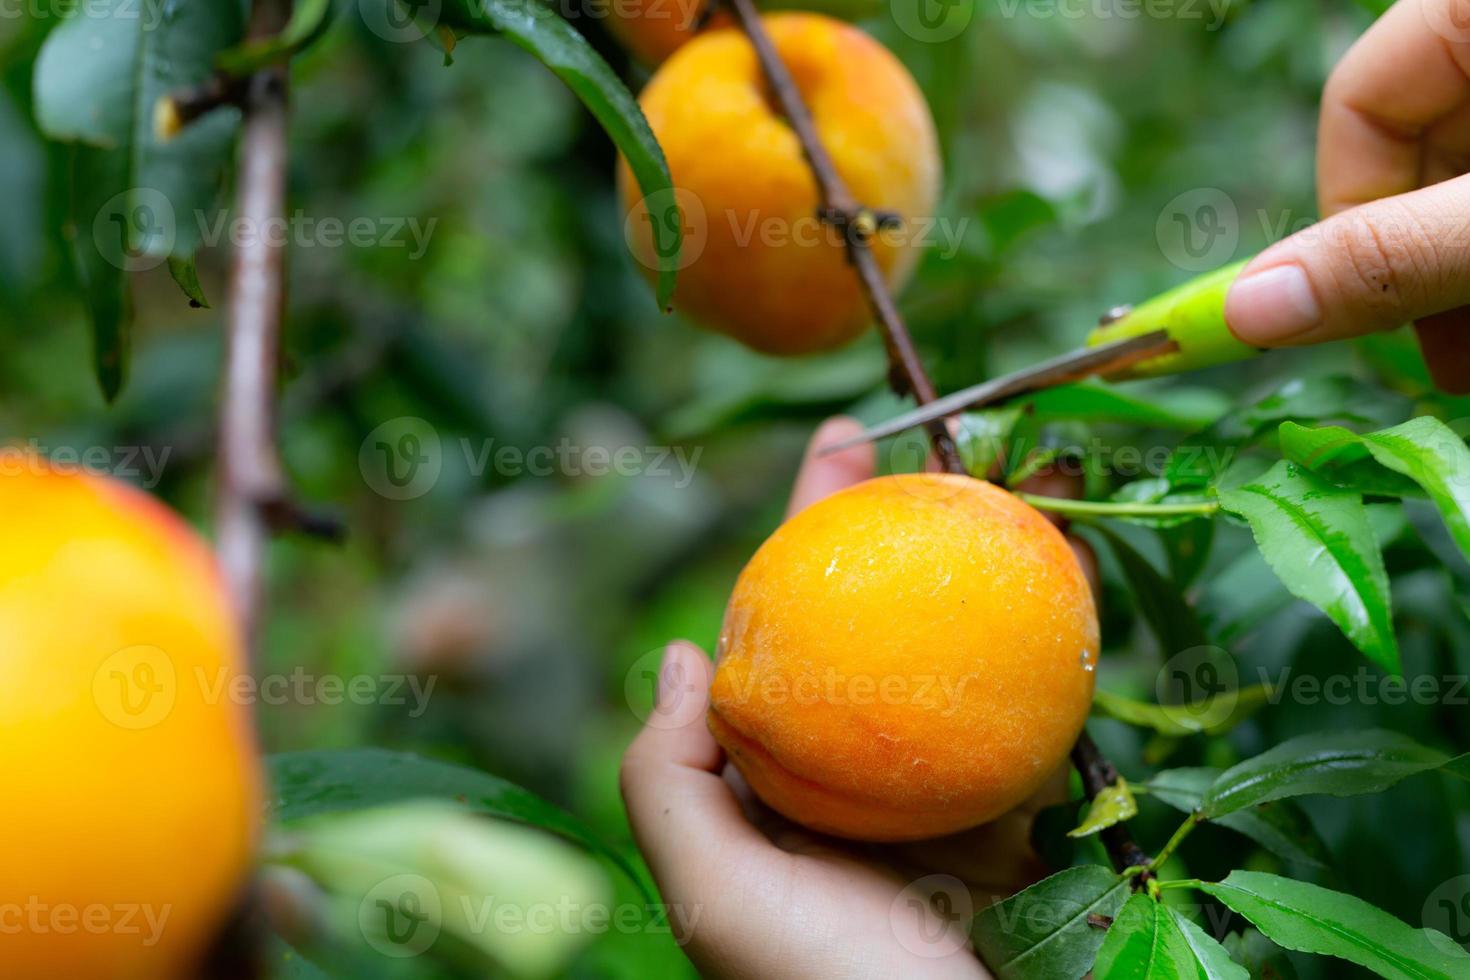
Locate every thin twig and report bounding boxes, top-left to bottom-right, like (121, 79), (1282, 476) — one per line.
(155, 71), (250, 142)
(216, 0), (294, 651)
(723, 0), (964, 475)
(1072, 731), (1153, 877)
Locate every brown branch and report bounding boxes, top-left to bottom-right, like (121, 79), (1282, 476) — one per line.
(725, 0), (1151, 878)
(1071, 731), (1153, 877)
(216, 0), (295, 652)
(723, 0), (964, 475)
(155, 72), (250, 142)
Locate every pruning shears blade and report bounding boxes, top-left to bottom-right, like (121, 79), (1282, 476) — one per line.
(820, 329), (1176, 456)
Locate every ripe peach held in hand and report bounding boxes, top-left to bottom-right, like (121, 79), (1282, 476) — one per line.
(619, 14), (942, 355)
(708, 474), (1098, 842)
(0, 463), (261, 980)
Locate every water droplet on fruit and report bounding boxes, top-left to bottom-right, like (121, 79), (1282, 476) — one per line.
(1079, 648), (1097, 672)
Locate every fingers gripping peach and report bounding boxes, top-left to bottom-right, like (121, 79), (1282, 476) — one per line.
(0, 465), (261, 979)
(619, 14), (942, 355)
(708, 474), (1099, 842)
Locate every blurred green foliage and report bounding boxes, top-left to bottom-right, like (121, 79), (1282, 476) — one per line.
(4, 1), (1468, 977)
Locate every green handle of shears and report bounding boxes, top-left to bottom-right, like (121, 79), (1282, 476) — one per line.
(1085, 258), (1261, 379)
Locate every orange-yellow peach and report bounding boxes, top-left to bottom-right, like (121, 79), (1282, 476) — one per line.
(0, 463), (261, 979)
(597, 0), (729, 66)
(709, 474), (1098, 842)
(619, 14), (941, 355)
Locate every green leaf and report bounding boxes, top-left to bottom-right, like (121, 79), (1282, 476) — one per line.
(1162, 516), (1216, 587)
(1005, 445), (1068, 488)
(215, 0), (340, 74)
(266, 749), (651, 901)
(1110, 479), (1219, 529)
(68, 148), (130, 401)
(1197, 871), (1470, 979)
(956, 405), (1025, 478)
(440, 0), (680, 310)
(1171, 909), (1254, 980)
(281, 801), (607, 977)
(1197, 730), (1464, 820)
(167, 255), (210, 308)
(1283, 417), (1470, 564)
(1069, 777), (1139, 838)
(1217, 460), (1398, 672)
(1222, 929), (1300, 980)
(971, 865), (1129, 980)
(1095, 689), (1206, 737)
(265, 936), (333, 979)
(34, 0), (242, 399)
(1147, 768), (1331, 869)
(1167, 375), (1409, 488)
(1095, 894), (1248, 979)
(1024, 383), (1229, 431)
(1277, 422), (1420, 498)
(1085, 524), (1209, 652)
(1093, 686), (1271, 739)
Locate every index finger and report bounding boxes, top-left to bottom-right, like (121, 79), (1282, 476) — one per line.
(785, 416), (877, 518)
(1318, 0), (1470, 215)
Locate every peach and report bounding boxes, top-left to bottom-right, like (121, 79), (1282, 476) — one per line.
(0, 463), (261, 979)
(708, 474), (1098, 841)
(619, 14), (942, 355)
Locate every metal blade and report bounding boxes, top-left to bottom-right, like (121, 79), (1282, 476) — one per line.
(820, 330), (1176, 456)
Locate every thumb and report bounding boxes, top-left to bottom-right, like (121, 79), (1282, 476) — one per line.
(1225, 173), (1470, 360)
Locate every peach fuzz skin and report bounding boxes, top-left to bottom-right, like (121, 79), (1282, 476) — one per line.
(618, 14), (941, 356)
(0, 465), (261, 980)
(708, 474), (1098, 842)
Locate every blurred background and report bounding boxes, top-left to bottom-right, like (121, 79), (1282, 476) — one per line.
(4, 0), (1468, 976)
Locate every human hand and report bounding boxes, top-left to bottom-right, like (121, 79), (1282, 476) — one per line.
(1223, 0), (1470, 392)
(619, 418), (1094, 980)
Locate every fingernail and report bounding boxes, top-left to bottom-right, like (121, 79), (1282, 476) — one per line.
(1226, 264), (1322, 343)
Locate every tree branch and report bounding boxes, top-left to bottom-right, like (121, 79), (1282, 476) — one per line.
(1071, 731), (1153, 877)
(723, 0), (964, 475)
(216, 0), (294, 651)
